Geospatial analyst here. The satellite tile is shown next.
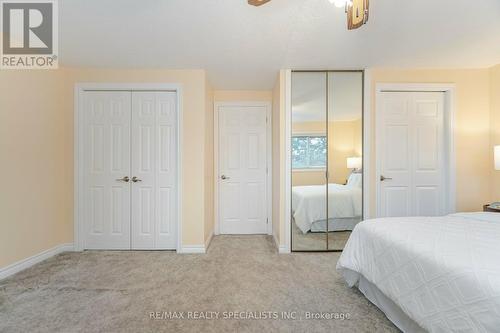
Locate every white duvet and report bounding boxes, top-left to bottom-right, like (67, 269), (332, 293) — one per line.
(337, 213), (500, 333)
(292, 184), (362, 234)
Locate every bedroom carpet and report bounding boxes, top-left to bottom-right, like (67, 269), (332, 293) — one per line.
(291, 222), (352, 251)
(0, 236), (398, 333)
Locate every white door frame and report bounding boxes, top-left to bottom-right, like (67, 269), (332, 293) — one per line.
(214, 101), (273, 236)
(374, 83), (456, 217)
(74, 83), (183, 252)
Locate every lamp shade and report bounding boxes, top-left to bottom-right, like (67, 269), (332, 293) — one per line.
(347, 157), (362, 169)
(495, 145), (500, 171)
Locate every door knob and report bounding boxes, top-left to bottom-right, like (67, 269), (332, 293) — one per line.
(380, 175), (393, 181)
(132, 176), (142, 183)
(116, 176), (130, 182)
(221, 175), (230, 180)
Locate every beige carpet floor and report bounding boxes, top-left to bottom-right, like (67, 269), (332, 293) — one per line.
(0, 236), (398, 333)
(291, 221), (352, 251)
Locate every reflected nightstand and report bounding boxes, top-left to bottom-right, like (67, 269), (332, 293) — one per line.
(483, 205), (500, 213)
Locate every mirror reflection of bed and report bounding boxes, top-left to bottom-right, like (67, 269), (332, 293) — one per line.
(292, 173), (362, 250)
(291, 71), (363, 252)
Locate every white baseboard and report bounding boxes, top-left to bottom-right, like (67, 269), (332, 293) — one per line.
(205, 231), (214, 251)
(0, 243), (74, 281)
(278, 246), (290, 254)
(178, 231), (214, 254)
(273, 234), (279, 250)
(178, 245), (206, 254)
(273, 234), (290, 254)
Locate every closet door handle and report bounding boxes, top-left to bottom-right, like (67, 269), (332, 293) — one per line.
(132, 176), (142, 183)
(116, 176), (130, 182)
(380, 175), (393, 181)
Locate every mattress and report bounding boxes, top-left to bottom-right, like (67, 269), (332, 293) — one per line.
(309, 217), (362, 232)
(337, 212), (500, 332)
(292, 184), (362, 234)
(343, 268), (425, 333)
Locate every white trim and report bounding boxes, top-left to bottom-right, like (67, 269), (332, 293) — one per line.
(363, 69), (372, 218)
(273, 234), (289, 254)
(178, 245), (206, 254)
(74, 83), (183, 252)
(0, 244), (74, 281)
(213, 101), (273, 236)
(374, 83), (457, 217)
(292, 132), (327, 136)
(273, 234), (279, 250)
(278, 245), (289, 254)
(283, 69), (292, 254)
(292, 168), (327, 173)
(266, 102), (273, 236)
(205, 231), (214, 251)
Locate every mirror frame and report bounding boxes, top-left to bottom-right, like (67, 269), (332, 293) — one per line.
(290, 69), (365, 252)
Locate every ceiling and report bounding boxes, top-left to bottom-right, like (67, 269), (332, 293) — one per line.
(60, 0), (500, 89)
(292, 72), (362, 122)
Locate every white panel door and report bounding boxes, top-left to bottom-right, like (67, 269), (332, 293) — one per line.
(83, 92), (131, 249)
(378, 92), (445, 217)
(131, 92), (177, 249)
(219, 105), (268, 234)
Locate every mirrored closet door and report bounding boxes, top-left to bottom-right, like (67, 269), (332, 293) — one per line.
(291, 70), (363, 252)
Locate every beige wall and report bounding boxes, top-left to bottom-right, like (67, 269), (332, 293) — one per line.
(272, 72), (286, 247)
(214, 90), (272, 102)
(204, 79), (215, 245)
(1, 68), (214, 268)
(491, 65), (500, 200)
(369, 68), (492, 213)
(292, 171), (325, 186)
(0, 70), (72, 268)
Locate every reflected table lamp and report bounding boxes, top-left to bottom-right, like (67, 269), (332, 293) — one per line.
(347, 157), (362, 173)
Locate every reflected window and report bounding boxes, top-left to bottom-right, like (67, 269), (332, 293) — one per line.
(292, 135), (327, 169)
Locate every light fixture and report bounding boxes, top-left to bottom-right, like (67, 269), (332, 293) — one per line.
(495, 145), (500, 170)
(329, 0), (348, 8)
(248, 0), (271, 6)
(347, 157), (362, 172)
(329, 0), (369, 30)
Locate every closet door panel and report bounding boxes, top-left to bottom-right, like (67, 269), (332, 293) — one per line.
(291, 72), (328, 251)
(327, 72), (363, 251)
(131, 92), (177, 250)
(83, 91), (131, 249)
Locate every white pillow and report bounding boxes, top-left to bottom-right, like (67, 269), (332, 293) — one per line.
(347, 173), (362, 188)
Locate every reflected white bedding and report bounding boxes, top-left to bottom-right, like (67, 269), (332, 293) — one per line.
(337, 213), (500, 333)
(292, 183), (362, 234)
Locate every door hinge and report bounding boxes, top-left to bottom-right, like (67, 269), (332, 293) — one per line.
(266, 116), (268, 124)
(266, 218), (269, 224)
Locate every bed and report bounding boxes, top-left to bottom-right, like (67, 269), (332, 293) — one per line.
(337, 212), (500, 333)
(292, 173), (362, 234)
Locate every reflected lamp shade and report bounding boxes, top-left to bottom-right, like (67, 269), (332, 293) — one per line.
(495, 146), (500, 170)
(347, 157), (362, 170)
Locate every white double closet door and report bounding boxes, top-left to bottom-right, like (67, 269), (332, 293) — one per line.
(83, 91), (177, 250)
(378, 91), (446, 217)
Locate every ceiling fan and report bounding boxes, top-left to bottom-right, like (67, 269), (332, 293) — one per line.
(247, 0), (272, 6)
(247, 0), (369, 30)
